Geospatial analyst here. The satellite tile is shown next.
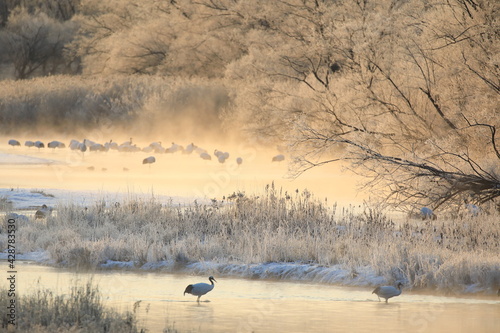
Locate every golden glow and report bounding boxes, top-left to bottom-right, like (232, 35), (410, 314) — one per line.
(1, 136), (364, 204)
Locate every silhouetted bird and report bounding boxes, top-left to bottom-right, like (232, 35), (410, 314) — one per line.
(372, 282), (403, 303)
(8, 139), (20, 147)
(272, 154), (285, 162)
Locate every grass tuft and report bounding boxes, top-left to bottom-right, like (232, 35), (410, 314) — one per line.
(0, 281), (143, 332)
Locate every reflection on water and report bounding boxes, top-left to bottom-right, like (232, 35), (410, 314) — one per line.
(14, 262), (500, 333)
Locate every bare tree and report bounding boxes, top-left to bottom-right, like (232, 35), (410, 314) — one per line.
(71, 0), (250, 77)
(221, 0), (500, 212)
(0, 8), (78, 79)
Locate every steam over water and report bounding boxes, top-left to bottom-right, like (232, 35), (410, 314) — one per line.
(0, 137), (363, 204)
(1, 2), (499, 331)
(2, 139), (498, 332)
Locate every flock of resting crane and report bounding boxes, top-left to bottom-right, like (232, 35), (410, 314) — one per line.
(7, 138), (286, 166)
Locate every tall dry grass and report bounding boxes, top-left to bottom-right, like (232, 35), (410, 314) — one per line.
(0, 281), (143, 332)
(2, 184), (499, 292)
(0, 75), (229, 140)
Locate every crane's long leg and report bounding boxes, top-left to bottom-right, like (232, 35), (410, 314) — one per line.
(197, 296), (201, 303)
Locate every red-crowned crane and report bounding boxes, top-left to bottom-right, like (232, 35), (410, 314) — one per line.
(372, 282), (403, 303)
(35, 204), (52, 219)
(8, 139), (20, 147)
(272, 154), (285, 162)
(142, 156), (156, 165)
(48, 140), (65, 149)
(184, 276), (217, 302)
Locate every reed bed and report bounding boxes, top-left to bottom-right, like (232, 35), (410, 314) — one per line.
(0, 281), (142, 332)
(3, 184), (499, 293)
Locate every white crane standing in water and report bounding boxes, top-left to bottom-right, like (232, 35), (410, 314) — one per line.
(372, 282), (403, 303)
(48, 140), (65, 149)
(184, 276), (217, 302)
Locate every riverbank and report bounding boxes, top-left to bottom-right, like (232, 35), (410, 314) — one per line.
(2, 185), (499, 296)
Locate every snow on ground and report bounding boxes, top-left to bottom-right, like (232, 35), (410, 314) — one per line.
(0, 184), (496, 295)
(183, 261), (388, 287)
(100, 260), (390, 287)
(0, 152), (64, 165)
(0, 250), (51, 262)
(0, 187), (209, 210)
(1, 252), (497, 296)
(0, 250), (387, 287)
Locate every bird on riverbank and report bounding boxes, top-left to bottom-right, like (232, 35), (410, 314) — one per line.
(372, 282), (403, 303)
(35, 205), (52, 219)
(420, 207), (437, 220)
(184, 276), (217, 302)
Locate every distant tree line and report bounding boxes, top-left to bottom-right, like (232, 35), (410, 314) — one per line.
(0, 0), (81, 78)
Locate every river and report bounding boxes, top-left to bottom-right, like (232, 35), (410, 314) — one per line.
(11, 262), (500, 333)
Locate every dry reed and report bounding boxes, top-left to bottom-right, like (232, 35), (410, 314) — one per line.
(2, 184), (499, 293)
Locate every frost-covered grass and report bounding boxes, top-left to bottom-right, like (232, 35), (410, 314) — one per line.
(2, 184), (499, 293)
(0, 196), (13, 211)
(0, 281), (143, 333)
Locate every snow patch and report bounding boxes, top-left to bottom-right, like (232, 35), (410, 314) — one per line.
(0, 152), (63, 165)
(0, 187), (210, 210)
(0, 250), (51, 262)
(100, 260), (138, 269)
(135, 260), (390, 287)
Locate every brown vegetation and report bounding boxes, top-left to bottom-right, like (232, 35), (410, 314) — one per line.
(0, 281), (143, 332)
(0, 0), (498, 210)
(3, 186), (499, 292)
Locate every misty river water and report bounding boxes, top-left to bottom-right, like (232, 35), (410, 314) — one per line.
(11, 262), (500, 333)
(0, 139), (365, 207)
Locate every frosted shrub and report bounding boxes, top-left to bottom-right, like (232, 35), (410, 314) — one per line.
(12, 187), (500, 292)
(0, 281), (143, 332)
